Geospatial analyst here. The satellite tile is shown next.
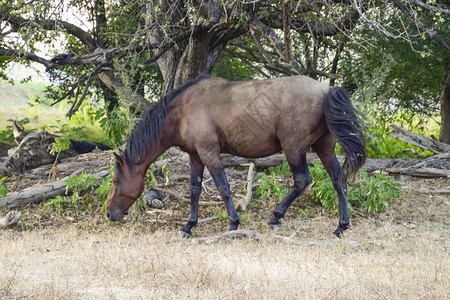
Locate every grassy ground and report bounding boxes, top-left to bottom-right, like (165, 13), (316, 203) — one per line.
(0, 81), (107, 149)
(0, 178), (448, 299)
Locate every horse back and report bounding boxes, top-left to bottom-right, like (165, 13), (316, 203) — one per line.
(168, 76), (330, 157)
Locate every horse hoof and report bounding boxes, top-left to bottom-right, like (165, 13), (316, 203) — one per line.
(333, 224), (349, 238)
(333, 229), (343, 239)
(181, 226), (193, 238)
(229, 224), (239, 231)
(270, 223), (281, 232)
(180, 230), (192, 238)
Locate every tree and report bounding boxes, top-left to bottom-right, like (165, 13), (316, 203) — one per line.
(0, 0), (449, 141)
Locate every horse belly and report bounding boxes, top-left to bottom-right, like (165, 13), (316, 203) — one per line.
(219, 122), (281, 158)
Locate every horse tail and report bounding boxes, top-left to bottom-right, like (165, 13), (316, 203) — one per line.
(324, 87), (366, 185)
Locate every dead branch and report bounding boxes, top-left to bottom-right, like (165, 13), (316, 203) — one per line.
(388, 125), (450, 154)
(237, 162), (255, 211)
(385, 167), (450, 178)
(150, 186), (224, 206)
(66, 62), (109, 118)
(192, 230), (266, 244)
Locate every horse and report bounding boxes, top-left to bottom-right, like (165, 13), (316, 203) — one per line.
(105, 75), (366, 237)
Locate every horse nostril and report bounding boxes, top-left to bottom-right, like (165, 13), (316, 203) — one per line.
(106, 212), (111, 220)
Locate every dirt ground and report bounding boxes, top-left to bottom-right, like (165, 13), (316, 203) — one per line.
(0, 166), (449, 299)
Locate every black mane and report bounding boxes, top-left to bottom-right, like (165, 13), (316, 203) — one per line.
(123, 75), (209, 166)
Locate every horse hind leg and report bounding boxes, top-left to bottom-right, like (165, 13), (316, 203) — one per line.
(181, 155), (205, 237)
(312, 132), (349, 238)
(269, 152), (312, 228)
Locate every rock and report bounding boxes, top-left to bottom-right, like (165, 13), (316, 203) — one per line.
(0, 211), (21, 229)
(143, 189), (165, 208)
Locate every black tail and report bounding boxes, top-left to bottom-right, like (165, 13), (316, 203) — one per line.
(324, 87), (366, 184)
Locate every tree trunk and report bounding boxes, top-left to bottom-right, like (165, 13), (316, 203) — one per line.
(174, 28), (213, 88)
(439, 67), (450, 145)
(145, 0), (188, 95)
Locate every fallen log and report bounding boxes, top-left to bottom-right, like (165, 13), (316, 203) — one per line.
(385, 167), (450, 178)
(0, 127), (110, 176)
(158, 151), (397, 173)
(0, 168), (109, 209)
(388, 125), (450, 154)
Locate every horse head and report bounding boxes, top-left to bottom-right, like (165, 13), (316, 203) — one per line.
(105, 152), (145, 221)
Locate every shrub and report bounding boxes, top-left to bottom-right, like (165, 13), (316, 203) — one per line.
(309, 164), (401, 214)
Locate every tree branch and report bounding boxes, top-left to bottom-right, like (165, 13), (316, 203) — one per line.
(408, 0), (450, 15)
(0, 47), (56, 68)
(248, 18), (342, 79)
(66, 62), (110, 118)
(2, 13), (96, 51)
(390, 0), (450, 50)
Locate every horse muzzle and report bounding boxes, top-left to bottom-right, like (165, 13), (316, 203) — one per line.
(106, 209), (125, 222)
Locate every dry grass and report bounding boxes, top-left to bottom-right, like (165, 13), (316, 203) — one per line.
(0, 178), (449, 299)
(0, 216), (448, 299)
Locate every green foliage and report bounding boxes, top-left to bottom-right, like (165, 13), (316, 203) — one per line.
(94, 103), (130, 147)
(95, 165), (115, 216)
(309, 164), (401, 214)
(364, 108), (439, 159)
(0, 176), (7, 198)
(341, 13), (448, 124)
(49, 136), (71, 156)
(254, 172), (290, 202)
(46, 172), (98, 216)
(255, 160), (400, 215)
(217, 210), (228, 221)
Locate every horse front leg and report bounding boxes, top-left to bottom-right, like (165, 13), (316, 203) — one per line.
(181, 155), (204, 237)
(208, 167), (240, 231)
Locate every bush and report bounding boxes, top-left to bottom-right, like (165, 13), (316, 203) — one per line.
(309, 164), (400, 214)
(254, 160), (401, 215)
(46, 172), (98, 216)
(254, 172), (289, 202)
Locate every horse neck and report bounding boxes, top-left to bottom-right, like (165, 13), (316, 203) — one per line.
(141, 127), (173, 173)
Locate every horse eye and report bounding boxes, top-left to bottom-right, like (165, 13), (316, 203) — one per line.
(113, 178), (120, 184)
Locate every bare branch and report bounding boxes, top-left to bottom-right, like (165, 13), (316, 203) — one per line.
(249, 17), (304, 74)
(2, 13), (96, 51)
(408, 0), (450, 14)
(0, 47), (56, 68)
(390, 0), (450, 50)
(136, 30), (192, 69)
(249, 28), (274, 65)
(248, 18), (341, 79)
(66, 62), (110, 118)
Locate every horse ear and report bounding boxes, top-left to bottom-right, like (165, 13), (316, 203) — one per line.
(113, 151), (125, 167)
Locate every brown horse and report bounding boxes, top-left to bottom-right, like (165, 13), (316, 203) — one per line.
(106, 75), (366, 237)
